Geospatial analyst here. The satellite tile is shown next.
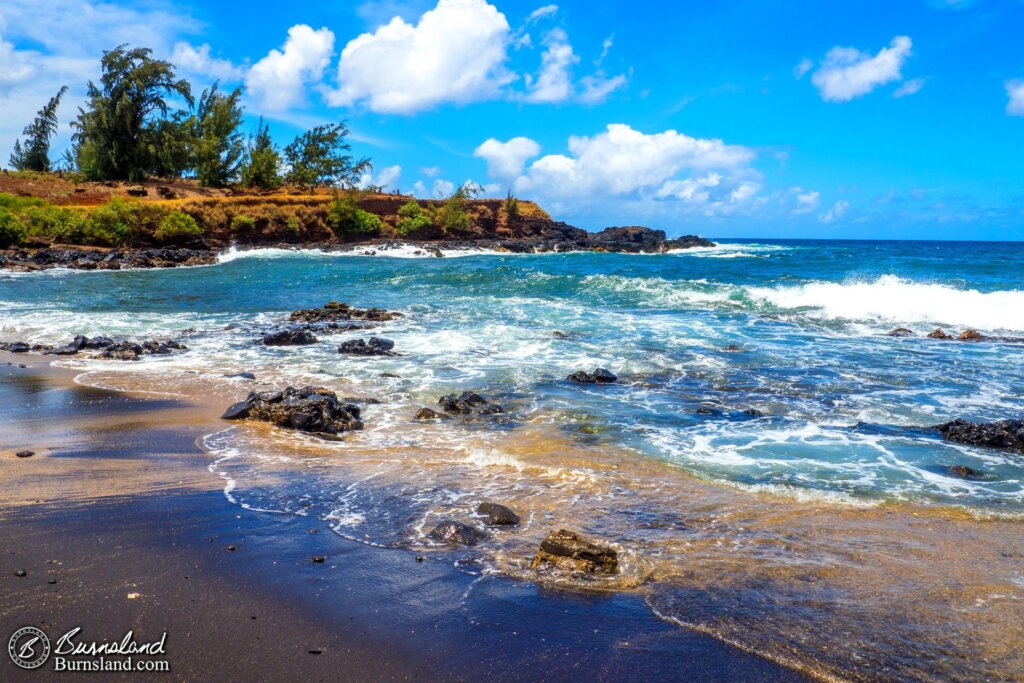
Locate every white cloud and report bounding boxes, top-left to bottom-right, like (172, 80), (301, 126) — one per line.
(432, 179), (455, 197)
(597, 35), (614, 65)
(794, 189), (821, 213)
(793, 58), (813, 79)
(247, 25), (335, 112)
(893, 77), (924, 98)
(0, 32), (37, 92)
(507, 124), (759, 217)
(421, 166), (442, 177)
(325, 0), (514, 114)
(811, 36), (912, 102)
(526, 4), (558, 23)
(1006, 79), (1024, 116)
(524, 28), (577, 103)
(819, 200), (850, 223)
(579, 72), (628, 104)
(474, 136), (541, 179)
(171, 42), (245, 82)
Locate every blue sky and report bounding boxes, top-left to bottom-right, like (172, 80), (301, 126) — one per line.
(1, 0), (1023, 239)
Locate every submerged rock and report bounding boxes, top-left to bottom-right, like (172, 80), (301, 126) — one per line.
(935, 418), (1024, 454)
(477, 502), (520, 526)
(943, 464), (983, 479)
(927, 328), (952, 340)
(221, 386), (363, 435)
(886, 328), (914, 337)
(438, 391), (505, 416)
(567, 368), (618, 384)
(338, 337), (396, 356)
(226, 371), (257, 380)
(414, 408), (450, 421)
(262, 329), (319, 346)
(531, 529), (618, 575)
(958, 329), (984, 341)
(428, 520), (486, 546)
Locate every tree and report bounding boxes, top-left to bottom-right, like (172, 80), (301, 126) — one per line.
(240, 118), (281, 189)
(284, 123), (370, 191)
(71, 45), (193, 181)
(9, 86), (68, 172)
(191, 83), (244, 187)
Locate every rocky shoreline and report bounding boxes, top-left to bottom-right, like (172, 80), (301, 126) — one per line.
(0, 226), (714, 272)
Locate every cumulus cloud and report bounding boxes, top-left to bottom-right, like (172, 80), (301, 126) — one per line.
(0, 32), (37, 91)
(1006, 79), (1024, 116)
(474, 136), (541, 179)
(171, 43), (245, 82)
(893, 78), (924, 98)
(811, 36), (912, 102)
(247, 25), (335, 112)
(358, 164), (402, 190)
(819, 200), (850, 223)
(495, 124), (759, 217)
(325, 0), (514, 114)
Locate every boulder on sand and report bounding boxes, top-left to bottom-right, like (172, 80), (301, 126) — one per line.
(530, 529), (618, 575)
(221, 386), (363, 435)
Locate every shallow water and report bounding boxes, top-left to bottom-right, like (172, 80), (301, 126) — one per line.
(2, 239), (1023, 679)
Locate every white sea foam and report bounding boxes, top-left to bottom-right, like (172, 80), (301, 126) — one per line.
(216, 243), (518, 262)
(747, 275), (1024, 333)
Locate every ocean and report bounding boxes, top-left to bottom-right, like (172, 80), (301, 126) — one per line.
(2, 238), (1023, 680)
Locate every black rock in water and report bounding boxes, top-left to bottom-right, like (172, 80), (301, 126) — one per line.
(414, 408), (450, 420)
(338, 337), (396, 356)
(530, 529), (618, 575)
(943, 464), (983, 479)
(15, 450), (34, 458)
(438, 391), (504, 416)
(935, 418), (1024, 454)
(220, 386), (363, 435)
(262, 329), (319, 346)
(428, 520), (486, 546)
(226, 372), (257, 380)
(886, 328), (914, 337)
(567, 368), (617, 384)
(477, 502), (520, 526)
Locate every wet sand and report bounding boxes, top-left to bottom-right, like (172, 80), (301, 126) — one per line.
(0, 357), (801, 681)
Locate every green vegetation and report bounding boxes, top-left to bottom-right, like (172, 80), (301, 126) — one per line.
(396, 200), (432, 236)
(284, 123), (370, 192)
(504, 190), (519, 221)
(327, 192), (382, 235)
(9, 87), (68, 172)
(155, 211), (202, 242)
(191, 84), (245, 187)
(240, 118), (281, 189)
(20, 205), (86, 243)
(431, 183), (479, 234)
(71, 46), (193, 181)
(230, 214), (256, 232)
(0, 208), (27, 247)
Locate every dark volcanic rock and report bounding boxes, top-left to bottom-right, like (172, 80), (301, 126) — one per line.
(15, 450), (34, 458)
(98, 341), (143, 361)
(226, 371), (257, 380)
(886, 328), (914, 337)
(477, 502), (520, 526)
(438, 391), (505, 416)
(221, 386), (363, 435)
(927, 328), (952, 340)
(530, 529), (618, 575)
(586, 226), (714, 253)
(262, 329), (319, 346)
(338, 337), (396, 356)
(935, 418), (1024, 453)
(428, 520), (486, 546)
(958, 329), (984, 341)
(3, 342), (30, 353)
(289, 301), (401, 324)
(414, 408), (450, 420)
(1, 247), (216, 272)
(567, 368), (617, 384)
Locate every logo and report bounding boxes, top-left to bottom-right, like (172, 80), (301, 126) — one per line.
(8, 627), (51, 670)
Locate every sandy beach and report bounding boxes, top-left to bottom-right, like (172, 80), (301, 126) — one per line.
(1, 356), (802, 681)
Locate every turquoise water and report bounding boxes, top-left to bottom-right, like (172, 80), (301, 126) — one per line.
(2, 238), (1024, 513)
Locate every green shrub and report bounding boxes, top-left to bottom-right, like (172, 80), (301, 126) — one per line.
(286, 217), (300, 236)
(0, 193), (46, 212)
(82, 198), (136, 246)
(504, 191), (519, 221)
(231, 214), (256, 232)
(396, 201), (432, 236)
(327, 193), (382, 236)
(21, 205), (86, 243)
(0, 207), (27, 247)
(155, 211), (203, 243)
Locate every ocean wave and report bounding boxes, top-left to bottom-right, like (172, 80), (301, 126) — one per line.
(216, 244), (520, 262)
